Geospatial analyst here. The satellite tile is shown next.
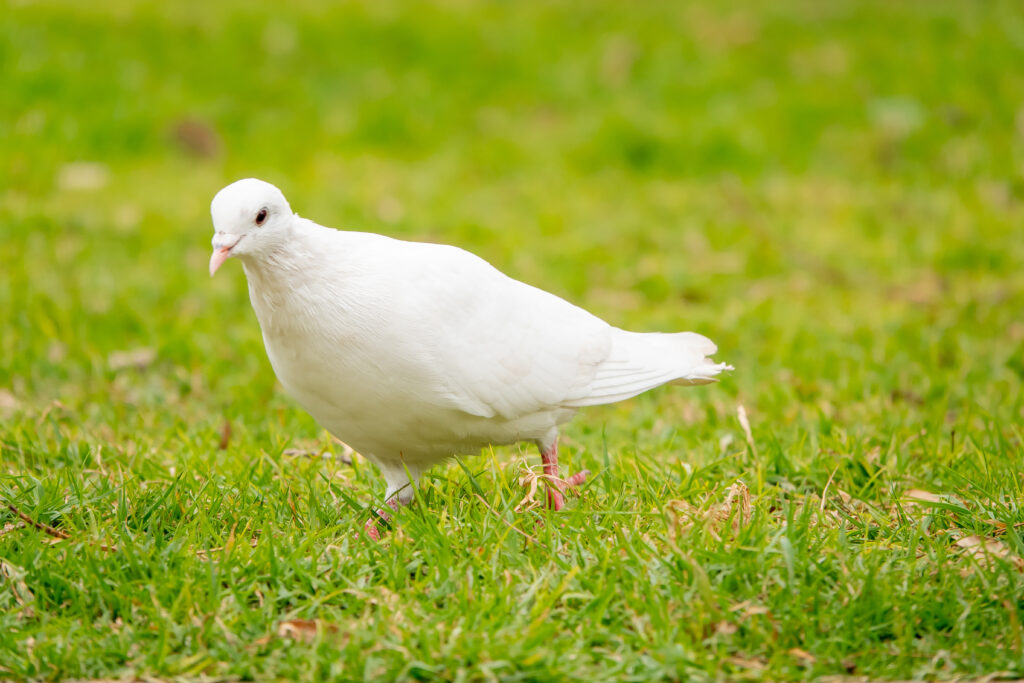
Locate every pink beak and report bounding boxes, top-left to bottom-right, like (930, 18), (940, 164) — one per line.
(209, 247), (232, 277)
(209, 232), (242, 276)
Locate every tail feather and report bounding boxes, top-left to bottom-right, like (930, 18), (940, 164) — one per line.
(564, 329), (733, 408)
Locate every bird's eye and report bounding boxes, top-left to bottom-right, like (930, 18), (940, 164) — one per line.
(255, 208), (268, 225)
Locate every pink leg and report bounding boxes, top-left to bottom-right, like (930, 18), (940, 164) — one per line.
(539, 438), (590, 511)
(363, 498), (402, 541)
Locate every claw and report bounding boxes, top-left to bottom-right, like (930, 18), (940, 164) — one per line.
(538, 438), (589, 511)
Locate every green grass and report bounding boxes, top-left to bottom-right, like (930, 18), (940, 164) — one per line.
(2, 0), (1024, 680)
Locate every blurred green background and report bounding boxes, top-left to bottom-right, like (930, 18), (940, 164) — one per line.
(2, 0), (1023, 680)
(3, 0), (1022, 421)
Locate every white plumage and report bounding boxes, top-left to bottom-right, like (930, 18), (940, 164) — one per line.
(209, 178), (732, 527)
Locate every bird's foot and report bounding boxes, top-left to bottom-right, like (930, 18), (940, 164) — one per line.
(544, 469), (591, 511)
(538, 437), (589, 511)
(363, 499), (401, 541)
(363, 510), (390, 541)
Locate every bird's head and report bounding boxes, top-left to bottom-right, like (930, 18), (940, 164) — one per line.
(209, 178), (294, 276)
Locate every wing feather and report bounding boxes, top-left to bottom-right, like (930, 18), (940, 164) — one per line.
(364, 239), (729, 419)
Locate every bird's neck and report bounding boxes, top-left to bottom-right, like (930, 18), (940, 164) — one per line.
(239, 218), (355, 329)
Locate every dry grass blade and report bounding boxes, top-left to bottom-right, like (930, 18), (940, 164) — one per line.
(283, 439), (355, 464)
(0, 559), (36, 616)
(515, 466), (543, 513)
(983, 519), (1024, 535)
(195, 528), (259, 560)
(737, 405), (757, 456)
(726, 483), (752, 528)
(513, 463), (583, 513)
(282, 448), (321, 457)
(474, 493), (540, 544)
(820, 466), (839, 513)
(5, 503), (117, 553)
(35, 400), (70, 427)
(667, 482), (751, 541)
(6, 503), (71, 540)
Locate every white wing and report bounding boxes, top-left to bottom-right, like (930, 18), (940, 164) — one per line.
(381, 242), (612, 419)
(365, 238), (729, 420)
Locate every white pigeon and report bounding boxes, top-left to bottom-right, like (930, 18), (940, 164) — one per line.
(209, 178), (732, 538)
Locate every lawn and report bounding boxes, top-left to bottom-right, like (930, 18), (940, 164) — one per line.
(2, 0), (1024, 680)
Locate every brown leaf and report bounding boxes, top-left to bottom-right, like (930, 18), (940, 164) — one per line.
(0, 389), (19, 416)
(108, 348), (157, 372)
(276, 619), (339, 643)
(714, 620), (738, 635)
(900, 488), (967, 519)
(730, 600), (771, 619)
(904, 489), (942, 504)
(56, 161), (109, 191)
(890, 388), (925, 405)
(788, 647), (816, 663)
(0, 521), (26, 539)
(726, 655), (767, 672)
(218, 420), (231, 450)
(171, 118), (221, 158)
(955, 535), (1024, 570)
(889, 272), (945, 306)
(283, 448), (320, 457)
